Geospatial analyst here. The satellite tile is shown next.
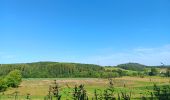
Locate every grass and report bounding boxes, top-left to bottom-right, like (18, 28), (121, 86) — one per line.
(0, 76), (169, 100)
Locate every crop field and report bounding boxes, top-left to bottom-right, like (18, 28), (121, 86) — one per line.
(0, 76), (169, 100)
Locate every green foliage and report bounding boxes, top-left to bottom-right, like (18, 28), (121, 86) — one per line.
(44, 80), (61, 100)
(165, 68), (170, 77)
(149, 68), (158, 76)
(72, 84), (88, 100)
(103, 79), (116, 100)
(117, 63), (146, 71)
(120, 91), (131, 100)
(153, 84), (170, 100)
(0, 70), (22, 92)
(5, 70), (22, 87)
(52, 80), (61, 100)
(0, 62), (120, 78)
(0, 78), (7, 92)
(0, 62), (168, 78)
(92, 78), (116, 100)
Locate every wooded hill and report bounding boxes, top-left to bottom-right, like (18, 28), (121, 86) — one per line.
(0, 62), (105, 78)
(0, 62), (169, 78)
(116, 63), (147, 71)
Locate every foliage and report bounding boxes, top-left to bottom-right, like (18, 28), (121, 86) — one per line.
(0, 62), (123, 78)
(149, 68), (158, 76)
(5, 70), (22, 87)
(44, 80), (61, 100)
(72, 84), (88, 100)
(165, 68), (170, 77)
(0, 62), (169, 79)
(117, 63), (146, 71)
(153, 84), (170, 100)
(0, 78), (7, 92)
(0, 70), (22, 92)
(92, 78), (116, 100)
(52, 80), (61, 100)
(1, 76), (170, 100)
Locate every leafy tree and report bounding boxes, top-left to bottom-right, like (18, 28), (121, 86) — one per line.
(149, 68), (158, 76)
(0, 70), (22, 92)
(5, 70), (22, 87)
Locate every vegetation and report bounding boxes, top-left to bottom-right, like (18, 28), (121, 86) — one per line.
(116, 63), (146, 71)
(0, 70), (22, 92)
(149, 68), (158, 76)
(0, 62), (105, 78)
(0, 62), (170, 79)
(0, 62), (170, 99)
(165, 68), (170, 77)
(152, 84), (170, 100)
(0, 76), (170, 100)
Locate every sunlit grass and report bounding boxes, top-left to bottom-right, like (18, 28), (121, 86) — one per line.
(1, 76), (169, 100)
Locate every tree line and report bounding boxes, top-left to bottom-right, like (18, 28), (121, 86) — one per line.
(0, 62), (118, 78)
(0, 62), (170, 78)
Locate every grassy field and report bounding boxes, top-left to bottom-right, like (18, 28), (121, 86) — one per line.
(0, 76), (170, 100)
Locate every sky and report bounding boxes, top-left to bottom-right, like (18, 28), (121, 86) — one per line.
(0, 0), (170, 66)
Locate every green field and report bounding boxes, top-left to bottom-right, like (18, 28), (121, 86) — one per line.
(0, 76), (169, 100)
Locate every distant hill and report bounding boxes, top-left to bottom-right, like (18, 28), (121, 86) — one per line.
(116, 63), (146, 71)
(0, 62), (105, 78)
(0, 61), (169, 78)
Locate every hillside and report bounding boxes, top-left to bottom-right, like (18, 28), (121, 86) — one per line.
(0, 62), (107, 78)
(1, 62), (169, 78)
(116, 63), (147, 71)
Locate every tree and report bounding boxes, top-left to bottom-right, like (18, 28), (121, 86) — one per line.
(149, 68), (158, 76)
(5, 70), (22, 87)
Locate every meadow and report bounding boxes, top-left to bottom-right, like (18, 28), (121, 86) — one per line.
(0, 76), (170, 100)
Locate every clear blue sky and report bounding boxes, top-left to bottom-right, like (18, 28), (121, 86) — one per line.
(0, 0), (170, 65)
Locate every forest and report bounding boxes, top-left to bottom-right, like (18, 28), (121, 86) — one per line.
(0, 62), (170, 78)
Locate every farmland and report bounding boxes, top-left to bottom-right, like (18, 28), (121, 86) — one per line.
(0, 62), (170, 99)
(1, 76), (170, 100)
